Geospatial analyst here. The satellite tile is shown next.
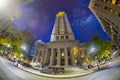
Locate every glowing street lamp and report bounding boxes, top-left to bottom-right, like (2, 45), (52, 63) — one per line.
(90, 47), (96, 53)
(20, 54), (24, 57)
(21, 44), (27, 51)
(7, 44), (10, 48)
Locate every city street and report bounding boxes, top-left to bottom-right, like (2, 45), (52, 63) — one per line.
(0, 57), (120, 80)
(0, 0), (120, 80)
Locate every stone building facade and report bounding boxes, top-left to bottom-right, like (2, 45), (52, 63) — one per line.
(31, 12), (87, 67)
(89, 0), (120, 47)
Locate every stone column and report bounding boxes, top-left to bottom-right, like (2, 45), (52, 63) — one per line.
(77, 48), (80, 64)
(57, 48), (61, 66)
(79, 49), (83, 67)
(43, 49), (48, 65)
(36, 49), (41, 63)
(31, 49), (37, 63)
(71, 47), (75, 66)
(50, 48), (54, 66)
(65, 47), (68, 67)
(32, 47), (38, 63)
(41, 49), (44, 67)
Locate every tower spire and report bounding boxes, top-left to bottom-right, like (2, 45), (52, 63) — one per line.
(51, 11), (75, 41)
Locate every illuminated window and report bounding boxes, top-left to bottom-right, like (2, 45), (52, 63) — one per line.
(60, 28), (64, 31)
(60, 31), (65, 34)
(101, 5), (105, 9)
(61, 52), (64, 57)
(114, 11), (119, 15)
(75, 59), (77, 63)
(111, 0), (116, 4)
(109, 8), (113, 12)
(110, 25), (113, 29)
(73, 47), (78, 56)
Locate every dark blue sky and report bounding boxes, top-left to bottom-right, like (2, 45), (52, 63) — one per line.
(15, 0), (111, 43)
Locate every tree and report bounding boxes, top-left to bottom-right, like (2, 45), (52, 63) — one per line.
(0, 23), (26, 57)
(86, 35), (113, 69)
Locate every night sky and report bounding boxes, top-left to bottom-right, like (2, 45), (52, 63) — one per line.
(15, 0), (111, 43)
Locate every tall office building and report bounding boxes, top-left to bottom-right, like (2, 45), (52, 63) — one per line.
(51, 12), (75, 41)
(89, 0), (120, 47)
(31, 12), (87, 68)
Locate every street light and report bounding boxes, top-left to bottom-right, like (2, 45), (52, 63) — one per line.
(21, 44), (27, 52)
(20, 54), (24, 57)
(7, 44), (10, 48)
(90, 47), (96, 53)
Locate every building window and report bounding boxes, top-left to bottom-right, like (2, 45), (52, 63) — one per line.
(61, 36), (64, 39)
(104, 6), (108, 9)
(116, 0), (120, 6)
(119, 13), (120, 17)
(66, 35), (69, 39)
(60, 31), (65, 34)
(55, 51), (57, 56)
(94, 3), (97, 6)
(103, 0), (106, 2)
(68, 51), (70, 56)
(106, 0), (112, 3)
(61, 52), (64, 57)
(111, 0), (116, 4)
(101, 5), (105, 9)
(56, 36), (59, 40)
(114, 10), (119, 15)
(109, 8), (113, 12)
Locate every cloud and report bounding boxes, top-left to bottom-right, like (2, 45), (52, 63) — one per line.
(80, 15), (93, 25)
